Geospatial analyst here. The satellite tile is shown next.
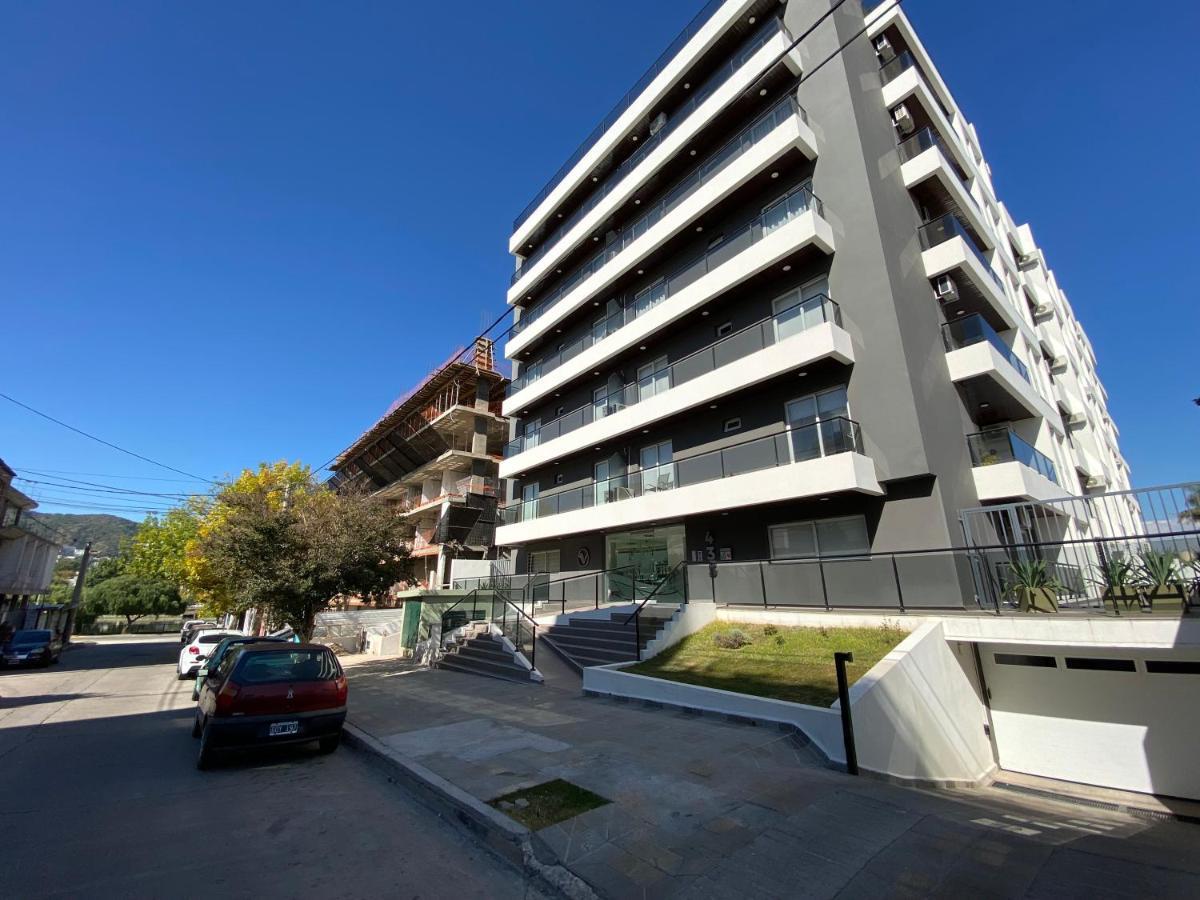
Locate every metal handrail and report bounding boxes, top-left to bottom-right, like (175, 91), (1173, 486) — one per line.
(622, 560), (688, 660)
(511, 92), (805, 339)
(505, 292), (840, 457)
(523, 564), (638, 615)
(512, 0), (741, 232)
(509, 180), (824, 395)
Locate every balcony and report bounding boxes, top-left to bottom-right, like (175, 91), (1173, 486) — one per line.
(496, 418), (882, 544)
(501, 295), (851, 474)
(898, 129), (990, 248)
(396, 476), (499, 516)
(967, 427), (1064, 504)
(509, 95), (816, 340)
(511, 17), (798, 281)
(943, 315), (1060, 428)
(505, 184), (835, 412)
(918, 214), (1018, 331)
(512, 0), (764, 238)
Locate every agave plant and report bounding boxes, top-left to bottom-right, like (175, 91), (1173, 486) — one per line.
(1006, 558), (1062, 613)
(1137, 550), (1180, 593)
(1093, 555), (1135, 591)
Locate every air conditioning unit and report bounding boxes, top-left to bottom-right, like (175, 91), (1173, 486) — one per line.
(891, 104), (915, 136)
(1018, 251), (1039, 267)
(649, 112), (667, 136)
(1085, 474), (1109, 490)
(934, 274), (958, 303)
(1033, 301), (1053, 319)
(1066, 411), (1087, 428)
(874, 35), (896, 62)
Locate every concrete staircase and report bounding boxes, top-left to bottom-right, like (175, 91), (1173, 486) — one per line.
(541, 606), (677, 671)
(436, 628), (539, 683)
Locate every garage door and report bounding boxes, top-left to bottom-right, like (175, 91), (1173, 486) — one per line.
(980, 644), (1200, 801)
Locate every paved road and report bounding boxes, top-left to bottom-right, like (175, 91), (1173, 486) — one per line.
(0, 637), (545, 900)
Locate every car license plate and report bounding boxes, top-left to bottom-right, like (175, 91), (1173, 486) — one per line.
(269, 721), (299, 737)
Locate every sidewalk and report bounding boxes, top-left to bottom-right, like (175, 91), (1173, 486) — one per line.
(344, 655), (1200, 899)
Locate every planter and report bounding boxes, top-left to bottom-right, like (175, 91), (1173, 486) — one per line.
(1137, 584), (1190, 615)
(1016, 586), (1058, 613)
(1105, 587), (1141, 614)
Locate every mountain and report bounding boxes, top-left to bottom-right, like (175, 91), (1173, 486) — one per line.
(27, 513), (140, 557)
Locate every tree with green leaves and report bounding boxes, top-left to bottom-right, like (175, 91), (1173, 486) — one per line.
(127, 505), (204, 589)
(85, 574), (185, 629)
(188, 462), (410, 638)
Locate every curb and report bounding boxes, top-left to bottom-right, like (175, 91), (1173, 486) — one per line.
(342, 722), (598, 900)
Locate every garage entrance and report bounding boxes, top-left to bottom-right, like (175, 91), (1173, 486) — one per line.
(979, 644), (1200, 801)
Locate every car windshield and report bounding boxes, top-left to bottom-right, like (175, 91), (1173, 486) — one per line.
(11, 630), (50, 643)
(198, 633), (234, 644)
(235, 650), (339, 684)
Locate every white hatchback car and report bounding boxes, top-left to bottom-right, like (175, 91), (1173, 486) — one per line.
(178, 629), (243, 680)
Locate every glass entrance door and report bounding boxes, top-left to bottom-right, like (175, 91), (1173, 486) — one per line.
(605, 525), (686, 605)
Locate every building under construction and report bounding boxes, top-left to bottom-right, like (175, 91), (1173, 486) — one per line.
(329, 339), (509, 589)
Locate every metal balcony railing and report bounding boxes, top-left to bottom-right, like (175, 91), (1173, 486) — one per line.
(941, 314), (1030, 383)
(509, 180), (824, 396)
(917, 213), (1001, 287)
(513, 2), (774, 232)
(505, 293), (841, 457)
(499, 416), (863, 525)
(879, 49), (916, 84)
(967, 427), (1059, 485)
(512, 93), (806, 336)
(512, 17), (789, 279)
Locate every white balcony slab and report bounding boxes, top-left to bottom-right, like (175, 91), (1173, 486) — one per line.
(510, 34), (813, 283)
(920, 237), (1017, 331)
(510, 0), (762, 251)
(503, 209), (836, 415)
(945, 342), (1062, 430)
(496, 452), (882, 546)
(499, 321), (854, 477)
(881, 68), (977, 188)
(900, 146), (991, 249)
(971, 461), (1066, 505)
(507, 111), (815, 346)
(870, 7), (966, 154)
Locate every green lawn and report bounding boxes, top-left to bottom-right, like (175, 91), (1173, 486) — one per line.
(626, 621), (908, 707)
(489, 779), (610, 831)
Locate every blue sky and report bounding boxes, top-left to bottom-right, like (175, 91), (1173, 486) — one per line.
(1, 0), (1196, 520)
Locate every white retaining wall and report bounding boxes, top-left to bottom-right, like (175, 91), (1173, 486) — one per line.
(584, 617), (995, 786)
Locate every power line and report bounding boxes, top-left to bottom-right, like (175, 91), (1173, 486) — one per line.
(26, 489), (178, 509)
(9, 467), (203, 483)
(13, 474), (203, 500)
(0, 392), (215, 483)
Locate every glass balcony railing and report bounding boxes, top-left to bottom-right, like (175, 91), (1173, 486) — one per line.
(941, 314), (1029, 383)
(898, 127), (977, 209)
(505, 293), (842, 457)
(513, 93), (806, 336)
(500, 416), (863, 526)
(879, 49), (916, 84)
(513, 4), (780, 233)
(917, 213), (1000, 287)
(967, 427), (1059, 486)
(509, 181), (824, 396)
(512, 18), (790, 283)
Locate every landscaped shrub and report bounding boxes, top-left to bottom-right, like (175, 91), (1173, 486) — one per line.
(713, 629), (751, 649)
(762, 624), (779, 636)
(774, 634), (785, 647)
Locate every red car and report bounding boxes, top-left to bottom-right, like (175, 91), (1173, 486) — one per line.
(193, 642), (347, 769)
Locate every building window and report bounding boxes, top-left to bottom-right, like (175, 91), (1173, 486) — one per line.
(528, 549), (560, 575)
(723, 417), (742, 433)
(784, 385), (851, 461)
(768, 515), (869, 560)
(639, 440), (674, 492)
(715, 321), (733, 338)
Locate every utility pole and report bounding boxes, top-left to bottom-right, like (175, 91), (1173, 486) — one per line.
(62, 541), (92, 645)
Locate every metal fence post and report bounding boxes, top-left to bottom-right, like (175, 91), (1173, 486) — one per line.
(760, 561), (769, 609)
(835, 651), (858, 776)
(818, 558), (831, 610)
(891, 554), (906, 612)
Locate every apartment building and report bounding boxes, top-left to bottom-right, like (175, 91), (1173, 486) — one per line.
(329, 340), (509, 589)
(0, 457), (65, 623)
(494, 0), (1132, 600)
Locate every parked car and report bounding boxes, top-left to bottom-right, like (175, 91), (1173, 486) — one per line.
(180, 619), (219, 645)
(1, 629), (63, 668)
(177, 630), (242, 680)
(193, 643), (347, 769)
(191, 635), (287, 701)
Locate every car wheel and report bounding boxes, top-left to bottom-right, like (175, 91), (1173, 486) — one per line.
(318, 733), (341, 755)
(176, 671), (187, 681)
(196, 725), (216, 770)
(192, 711), (203, 738)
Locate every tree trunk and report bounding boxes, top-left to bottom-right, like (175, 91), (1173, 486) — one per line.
(302, 602), (316, 642)
(123, 614), (146, 632)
